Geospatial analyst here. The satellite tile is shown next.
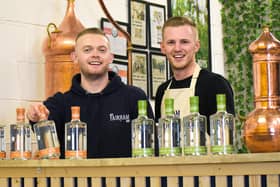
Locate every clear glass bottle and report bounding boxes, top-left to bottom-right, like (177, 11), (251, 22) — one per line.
(10, 108), (32, 160)
(65, 106), (87, 159)
(183, 96), (207, 155)
(131, 100), (155, 157)
(34, 106), (60, 159)
(0, 125), (6, 160)
(210, 94), (235, 154)
(158, 98), (181, 156)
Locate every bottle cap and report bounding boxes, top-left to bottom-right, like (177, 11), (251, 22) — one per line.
(138, 100), (147, 116)
(71, 106), (80, 120)
(165, 98), (174, 115)
(16, 108), (25, 122)
(190, 96), (199, 112)
(216, 94), (226, 111)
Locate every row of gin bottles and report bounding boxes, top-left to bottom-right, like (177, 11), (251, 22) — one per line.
(132, 94), (235, 157)
(0, 93), (234, 160)
(0, 106), (86, 160)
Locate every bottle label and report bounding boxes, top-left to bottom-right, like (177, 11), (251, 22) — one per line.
(132, 148), (154, 157)
(10, 151), (32, 159)
(159, 147), (181, 156)
(39, 147), (60, 159)
(0, 151), (6, 159)
(184, 146), (207, 155)
(65, 150), (87, 159)
(211, 145), (234, 154)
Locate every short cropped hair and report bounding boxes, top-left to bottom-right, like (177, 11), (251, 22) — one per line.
(162, 16), (199, 40)
(75, 27), (109, 42)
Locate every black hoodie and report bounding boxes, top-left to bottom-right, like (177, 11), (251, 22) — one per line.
(43, 71), (154, 158)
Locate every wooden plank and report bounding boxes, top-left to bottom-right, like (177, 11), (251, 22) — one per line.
(11, 178), (21, 187)
(77, 177), (87, 187)
(37, 178), (47, 187)
(249, 175), (261, 187)
(64, 177), (74, 187)
(106, 177), (117, 187)
(23, 178), (34, 187)
(266, 175), (279, 187)
(150, 177), (161, 187)
(50, 177), (61, 187)
(232, 176), (244, 187)
(183, 176), (194, 187)
(167, 176), (178, 187)
(0, 178), (8, 187)
(135, 176), (145, 187)
(120, 177), (131, 187)
(91, 177), (102, 187)
(198, 176), (210, 187)
(215, 176), (227, 187)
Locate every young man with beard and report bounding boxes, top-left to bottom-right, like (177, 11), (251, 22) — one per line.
(155, 16), (235, 128)
(27, 27), (153, 159)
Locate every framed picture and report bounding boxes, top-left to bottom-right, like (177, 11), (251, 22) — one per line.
(149, 52), (168, 99)
(128, 0), (148, 48)
(167, 0), (211, 70)
(148, 3), (166, 50)
(109, 61), (128, 84)
(101, 18), (128, 59)
(132, 50), (149, 96)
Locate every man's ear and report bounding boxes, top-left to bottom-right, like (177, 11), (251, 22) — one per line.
(71, 51), (78, 64)
(160, 42), (166, 54)
(194, 40), (201, 53)
(109, 53), (114, 64)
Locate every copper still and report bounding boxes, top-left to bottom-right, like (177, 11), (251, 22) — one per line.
(243, 27), (280, 152)
(42, 0), (84, 98)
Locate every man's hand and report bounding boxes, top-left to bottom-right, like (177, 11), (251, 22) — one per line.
(26, 103), (49, 122)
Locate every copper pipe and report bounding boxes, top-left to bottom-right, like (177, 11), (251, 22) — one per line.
(98, 0), (132, 85)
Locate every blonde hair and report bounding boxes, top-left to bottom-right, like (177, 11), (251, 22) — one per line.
(162, 16), (199, 40)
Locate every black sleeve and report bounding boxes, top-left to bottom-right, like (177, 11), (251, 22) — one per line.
(196, 72), (235, 134)
(154, 83), (168, 123)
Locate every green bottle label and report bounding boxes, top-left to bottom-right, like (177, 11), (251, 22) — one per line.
(184, 146), (207, 155)
(159, 147), (181, 156)
(132, 148), (154, 157)
(211, 145), (234, 154)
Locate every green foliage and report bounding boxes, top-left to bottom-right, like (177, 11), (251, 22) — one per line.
(219, 0), (280, 153)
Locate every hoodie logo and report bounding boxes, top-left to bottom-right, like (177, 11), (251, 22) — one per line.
(109, 113), (130, 123)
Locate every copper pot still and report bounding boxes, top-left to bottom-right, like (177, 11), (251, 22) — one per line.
(42, 0), (84, 98)
(243, 27), (280, 153)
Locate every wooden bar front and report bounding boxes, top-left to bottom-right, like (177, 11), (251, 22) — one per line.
(0, 152), (279, 187)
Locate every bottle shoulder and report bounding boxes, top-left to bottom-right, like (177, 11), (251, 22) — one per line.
(132, 115), (154, 125)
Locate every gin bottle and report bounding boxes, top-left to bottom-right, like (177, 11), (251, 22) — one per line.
(131, 100), (155, 157)
(158, 98), (181, 156)
(0, 125), (6, 159)
(183, 96), (207, 155)
(10, 108), (32, 160)
(65, 106), (87, 159)
(33, 106), (60, 159)
(210, 94), (235, 154)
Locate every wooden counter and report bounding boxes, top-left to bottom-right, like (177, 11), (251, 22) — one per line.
(0, 152), (279, 187)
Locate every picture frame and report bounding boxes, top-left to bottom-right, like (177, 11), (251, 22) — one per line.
(109, 61), (128, 84)
(128, 0), (148, 48)
(149, 52), (168, 99)
(101, 18), (128, 59)
(148, 3), (166, 50)
(131, 50), (149, 96)
(167, 0), (211, 70)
